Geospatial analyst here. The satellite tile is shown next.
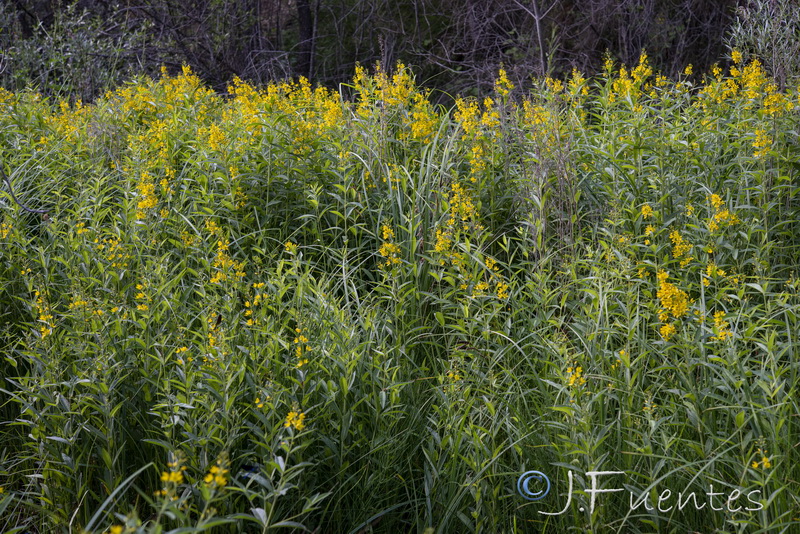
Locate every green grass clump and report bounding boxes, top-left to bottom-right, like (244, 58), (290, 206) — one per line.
(1, 56), (799, 533)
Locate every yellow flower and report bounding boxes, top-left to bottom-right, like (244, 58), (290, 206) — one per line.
(669, 230), (692, 259)
(710, 311), (733, 341)
(495, 281), (509, 300)
(752, 449), (771, 469)
(160, 470), (184, 484)
(285, 241), (298, 254)
(494, 68), (514, 97)
(285, 410), (306, 430)
(732, 50), (743, 65)
(657, 270), (690, 319)
(659, 323), (677, 340)
(204, 462), (229, 488)
(753, 129), (772, 158)
(446, 369), (462, 381)
(567, 364), (586, 388)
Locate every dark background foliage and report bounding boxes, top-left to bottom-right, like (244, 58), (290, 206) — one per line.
(0, 0), (745, 101)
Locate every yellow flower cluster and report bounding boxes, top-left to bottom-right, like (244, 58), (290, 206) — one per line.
(753, 129), (772, 159)
(285, 410), (306, 431)
(566, 364), (586, 388)
(657, 270), (690, 319)
(0, 220), (11, 239)
(197, 122), (226, 152)
(434, 182), (479, 264)
(34, 290), (53, 339)
(608, 53), (651, 103)
(703, 262), (724, 286)
(521, 99), (560, 157)
(643, 395), (658, 416)
(135, 283), (153, 313)
(244, 282), (267, 327)
(376, 63), (415, 107)
(94, 235), (128, 270)
(485, 256), (510, 299)
(206, 313), (221, 350)
(378, 224), (402, 268)
(710, 311), (733, 342)
(669, 230), (692, 267)
(567, 68), (589, 98)
(203, 456), (229, 488)
(454, 95), (501, 179)
(545, 77), (563, 93)
(659, 323), (677, 341)
(160, 470), (184, 484)
(154, 456), (187, 498)
(210, 239), (246, 284)
(643, 224), (655, 245)
(696, 53), (793, 119)
(285, 241), (299, 255)
(494, 68), (514, 97)
(135, 171), (158, 220)
(446, 369), (462, 382)
(751, 448), (772, 470)
(706, 193), (740, 232)
(641, 204), (653, 219)
(44, 98), (90, 143)
(406, 97), (438, 143)
(293, 327), (310, 367)
(175, 346), (190, 365)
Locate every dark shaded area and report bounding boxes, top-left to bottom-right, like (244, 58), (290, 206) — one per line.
(1, 0), (738, 100)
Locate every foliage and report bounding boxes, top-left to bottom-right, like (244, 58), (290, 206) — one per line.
(0, 2), (152, 102)
(1, 56), (799, 533)
(1, 0), (737, 101)
(726, 0), (800, 89)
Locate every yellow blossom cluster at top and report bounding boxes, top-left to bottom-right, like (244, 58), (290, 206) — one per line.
(34, 290), (54, 339)
(752, 448), (772, 470)
(710, 311), (733, 342)
(669, 230), (693, 267)
(294, 327), (310, 367)
(244, 282), (267, 327)
(494, 68), (515, 97)
(378, 224), (402, 268)
(154, 455), (188, 498)
(434, 182), (480, 266)
(285, 410), (306, 431)
(566, 363), (587, 389)
(203, 455), (229, 488)
(210, 239), (246, 285)
(707, 193), (740, 232)
(1, 220), (12, 239)
(698, 51), (793, 120)
(454, 79), (505, 179)
(353, 63), (438, 143)
(608, 53), (652, 103)
(657, 270), (690, 320)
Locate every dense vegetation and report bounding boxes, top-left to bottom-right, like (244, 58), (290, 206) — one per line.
(0, 0), (742, 101)
(1, 53), (799, 532)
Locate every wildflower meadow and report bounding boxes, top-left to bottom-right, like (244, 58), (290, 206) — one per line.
(1, 54), (799, 532)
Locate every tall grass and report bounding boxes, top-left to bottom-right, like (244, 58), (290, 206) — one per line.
(1, 57), (798, 533)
